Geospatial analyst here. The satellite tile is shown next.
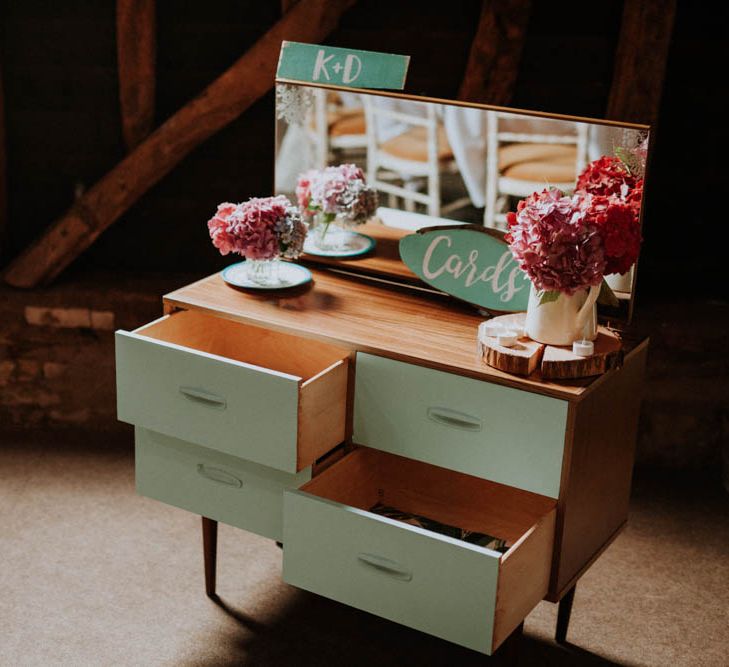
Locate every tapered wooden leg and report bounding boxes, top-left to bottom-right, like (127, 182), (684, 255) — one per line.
(202, 516), (218, 598)
(556, 584), (576, 644)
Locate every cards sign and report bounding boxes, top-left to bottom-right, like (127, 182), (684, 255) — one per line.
(399, 225), (530, 312)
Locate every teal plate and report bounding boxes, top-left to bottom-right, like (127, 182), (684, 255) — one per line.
(303, 232), (376, 258)
(221, 261), (312, 290)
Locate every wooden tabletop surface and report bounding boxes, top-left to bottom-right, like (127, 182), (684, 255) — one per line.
(163, 267), (647, 402)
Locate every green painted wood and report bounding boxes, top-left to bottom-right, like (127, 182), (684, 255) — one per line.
(283, 489), (499, 655)
(399, 225), (530, 312)
(116, 330), (300, 473)
(277, 41), (409, 90)
(352, 353), (568, 498)
(135, 427), (310, 542)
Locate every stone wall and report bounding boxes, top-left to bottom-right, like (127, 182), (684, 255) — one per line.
(0, 272), (188, 438)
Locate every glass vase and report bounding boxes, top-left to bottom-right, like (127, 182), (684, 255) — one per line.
(310, 213), (350, 252)
(245, 257), (281, 286)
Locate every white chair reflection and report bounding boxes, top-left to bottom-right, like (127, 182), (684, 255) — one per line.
(308, 89), (368, 170)
(484, 112), (589, 229)
(362, 97), (470, 217)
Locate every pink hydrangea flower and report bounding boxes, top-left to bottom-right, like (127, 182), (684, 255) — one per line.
(207, 202), (244, 256)
(207, 195), (306, 261)
(295, 163), (376, 225)
(506, 188), (606, 294)
(311, 167), (349, 215)
(338, 163), (365, 181)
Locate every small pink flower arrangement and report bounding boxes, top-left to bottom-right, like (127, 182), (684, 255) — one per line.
(207, 195), (307, 260)
(296, 163), (377, 226)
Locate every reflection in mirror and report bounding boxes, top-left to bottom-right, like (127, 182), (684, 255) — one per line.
(275, 82), (649, 322)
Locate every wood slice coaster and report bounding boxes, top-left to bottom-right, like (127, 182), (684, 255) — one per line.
(478, 313), (623, 380)
(478, 313), (543, 377)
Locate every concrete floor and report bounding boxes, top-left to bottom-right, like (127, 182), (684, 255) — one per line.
(1, 432), (728, 666)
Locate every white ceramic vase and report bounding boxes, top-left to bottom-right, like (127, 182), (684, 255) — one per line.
(525, 283), (601, 346)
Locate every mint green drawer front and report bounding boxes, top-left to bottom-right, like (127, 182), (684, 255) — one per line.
(352, 353), (568, 498)
(116, 329), (300, 473)
(136, 428), (310, 541)
(283, 489), (500, 655)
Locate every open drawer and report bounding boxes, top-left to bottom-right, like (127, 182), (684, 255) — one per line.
(283, 447), (556, 655)
(116, 309), (349, 473)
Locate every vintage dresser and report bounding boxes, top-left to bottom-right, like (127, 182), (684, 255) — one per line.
(115, 67), (650, 657)
(115, 264), (647, 656)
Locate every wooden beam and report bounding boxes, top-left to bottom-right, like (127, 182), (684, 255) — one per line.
(458, 0), (532, 106)
(281, 0), (302, 13)
(0, 58), (7, 255)
(607, 0), (676, 125)
(4, 0), (356, 288)
(116, 0), (156, 150)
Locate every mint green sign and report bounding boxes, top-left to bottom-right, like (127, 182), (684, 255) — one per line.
(399, 226), (530, 312)
(277, 41), (409, 90)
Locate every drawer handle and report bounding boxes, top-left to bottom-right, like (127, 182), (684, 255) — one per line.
(426, 406), (482, 432)
(196, 464), (242, 488)
(179, 386), (227, 410)
(357, 553), (412, 582)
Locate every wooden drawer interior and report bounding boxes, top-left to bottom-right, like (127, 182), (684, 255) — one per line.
(290, 446), (556, 651)
(137, 309), (348, 382)
(301, 446), (556, 554)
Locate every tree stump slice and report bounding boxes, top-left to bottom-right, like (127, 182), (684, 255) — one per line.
(478, 313), (543, 377)
(541, 329), (623, 379)
(479, 313), (623, 379)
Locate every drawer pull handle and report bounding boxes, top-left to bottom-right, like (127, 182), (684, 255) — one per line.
(196, 464), (242, 488)
(179, 386), (227, 410)
(426, 407), (482, 432)
(357, 553), (412, 582)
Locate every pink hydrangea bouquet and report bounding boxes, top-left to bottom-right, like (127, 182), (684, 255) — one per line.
(207, 195), (307, 261)
(296, 163), (378, 231)
(507, 152), (644, 304)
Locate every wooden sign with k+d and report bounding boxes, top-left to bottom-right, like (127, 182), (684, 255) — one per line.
(277, 41), (410, 90)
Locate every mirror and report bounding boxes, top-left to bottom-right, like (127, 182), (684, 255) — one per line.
(274, 81), (650, 323)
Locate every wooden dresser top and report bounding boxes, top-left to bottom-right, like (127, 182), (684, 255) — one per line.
(163, 268), (647, 402)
